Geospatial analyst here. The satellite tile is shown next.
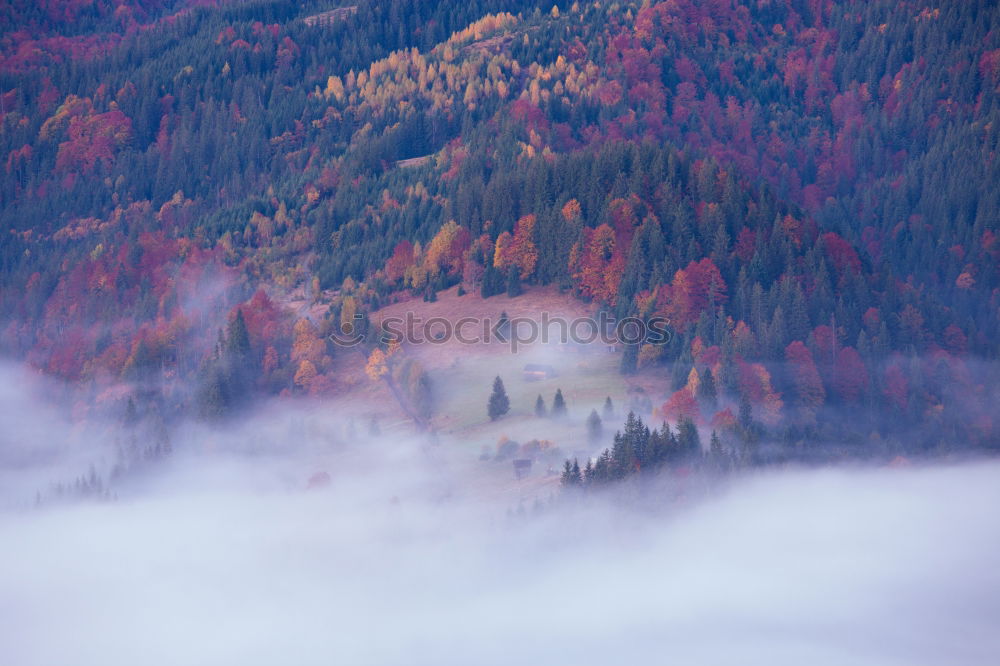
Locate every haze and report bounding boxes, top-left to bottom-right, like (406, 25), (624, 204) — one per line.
(1, 384), (998, 665)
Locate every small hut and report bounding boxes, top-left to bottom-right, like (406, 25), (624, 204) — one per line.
(522, 363), (557, 381)
(513, 459), (533, 480)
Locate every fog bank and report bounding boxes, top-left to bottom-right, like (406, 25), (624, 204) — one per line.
(1, 417), (998, 666)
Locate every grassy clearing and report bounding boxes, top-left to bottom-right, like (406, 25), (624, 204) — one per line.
(326, 286), (672, 501)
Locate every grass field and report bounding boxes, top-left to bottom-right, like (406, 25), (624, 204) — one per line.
(325, 285), (673, 501)
(388, 289), (669, 436)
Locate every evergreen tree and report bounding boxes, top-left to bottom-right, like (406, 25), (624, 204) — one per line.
(124, 396), (138, 426)
(560, 459), (582, 487)
(708, 430), (729, 473)
(698, 367), (717, 406)
(552, 388), (567, 418)
(197, 362), (228, 420)
(609, 431), (633, 480)
(602, 396), (614, 420)
(561, 459), (574, 486)
(586, 408), (603, 444)
(481, 262), (503, 298)
(487, 375), (510, 421)
(226, 309), (252, 360)
(535, 394), (547, 417)
(506, 266), (522, 297)
(677, 417), (701, 459)
(738, 395), (754, 432)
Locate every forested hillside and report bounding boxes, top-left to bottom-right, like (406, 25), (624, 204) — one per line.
(1, 0), (998, 453)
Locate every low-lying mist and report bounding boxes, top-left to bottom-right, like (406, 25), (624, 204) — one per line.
(1, 365), (998, 665)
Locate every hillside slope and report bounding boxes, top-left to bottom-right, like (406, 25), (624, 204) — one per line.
(0, 0), (998, 453)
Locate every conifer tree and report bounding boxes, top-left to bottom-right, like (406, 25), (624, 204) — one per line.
(506, 266), (522, 297)
(602, 396), (614, 420)
(226, 309), (252, 360)
(481, 262), (503, 298)
(561, 459), (582, 487)
(586, 408), (603, 444)
(677, 417), (701, 459)
(561, 459), (574, 486)
(552, 388), (567, 417)
(124, 396), (138, 426)
(610, 432), (633, 480)
(488, 375), (510, 421)
(708, 430), (729, 473)
(738, 395), (753, 432)
(698, 367), (717, 406)
(535, 394), (547, 417)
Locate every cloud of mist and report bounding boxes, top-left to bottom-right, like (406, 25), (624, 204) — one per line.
(1, 370), (998, 666)
(0, 362), (119, 509)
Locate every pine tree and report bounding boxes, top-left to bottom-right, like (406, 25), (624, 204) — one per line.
(506, 266), (522, 297)
(698, 366), (717, 406)
(738, 394), (753, 431)
(586, 408), (602, 444)
(708, 430), (729, 473)
(124, 396), (138, 425)
(488, 375), (510, 420)
(481, 261), (503, 298)
(552, 388), (567, 417)
(561, 459), (574, 486)
(226, 309), (252, 360)
(602, 396), (614, 420)
(197, 363), (228, 419)
(609, 433), (628, 480)
(214, 308), (254, 410)
(535, 394), (547, 417)
(677, 417), (701, 459)
(561, 459), (582, 487)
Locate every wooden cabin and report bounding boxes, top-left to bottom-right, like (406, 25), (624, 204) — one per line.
(522, 363), (557, 381)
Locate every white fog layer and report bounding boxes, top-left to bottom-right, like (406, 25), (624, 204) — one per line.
(1, 406), (998, 666)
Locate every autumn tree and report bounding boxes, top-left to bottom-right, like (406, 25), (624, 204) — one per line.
(785, 340), (825, 422)
(494, 214), (539, 280)
(832, 347), (869, 403)
(571, 223), (625, 304)
(294, 359), (318, 390)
